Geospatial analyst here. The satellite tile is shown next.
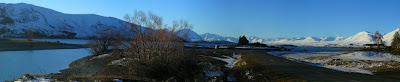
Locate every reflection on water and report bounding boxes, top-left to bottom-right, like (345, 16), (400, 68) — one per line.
(0, 48), (91, 81)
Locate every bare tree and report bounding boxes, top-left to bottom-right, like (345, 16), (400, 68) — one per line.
(373, 31), (384, 50)
(88, 26), (118, 55)
(26, 27), (33, 41)
(121, 11), (201, 81)
(123, 11), (191, 61)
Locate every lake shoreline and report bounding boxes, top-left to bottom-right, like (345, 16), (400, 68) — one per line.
(0, 38), (88, 51)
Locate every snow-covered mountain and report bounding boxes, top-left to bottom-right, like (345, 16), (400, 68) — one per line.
(0, 3), (130, 38)
(334, 37), (345, 41)
(199, 33), (267, 43)
(0, 3), (202, 42)
(247, 36), (266, 43)
(320, 37), (337, 42)
(177, 29), (203, 41)
(302, 37), (322, 42)
(344, 31), (375, 44)
(383, 28), (400, 46)
(199, 33), (239, 43)
(363, 28), (400, 46)
(200, 28), (400, 47)
(200, 31), (383, 47)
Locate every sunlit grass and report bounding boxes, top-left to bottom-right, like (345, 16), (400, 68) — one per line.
(233, 55), (305, 82)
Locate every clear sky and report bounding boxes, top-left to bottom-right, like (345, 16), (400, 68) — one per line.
(2, 0), (400, 38)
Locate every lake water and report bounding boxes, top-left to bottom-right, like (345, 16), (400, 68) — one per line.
(0, 48), (91, 81)
(9, 38), (89, 44)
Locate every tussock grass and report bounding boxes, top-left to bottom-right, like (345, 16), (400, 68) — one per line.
(233, 55), (305, 82)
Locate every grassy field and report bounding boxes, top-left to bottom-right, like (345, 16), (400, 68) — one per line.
(233, 55), (302, 81)
(0, 38), (87, 51)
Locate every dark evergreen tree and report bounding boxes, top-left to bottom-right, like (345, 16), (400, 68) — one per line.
(391, 31), (400, 54)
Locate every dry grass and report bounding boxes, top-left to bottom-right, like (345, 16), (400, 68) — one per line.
(233, 55), (304, 82)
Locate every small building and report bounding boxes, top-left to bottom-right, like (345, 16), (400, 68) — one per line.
(238, 36), (249, 45)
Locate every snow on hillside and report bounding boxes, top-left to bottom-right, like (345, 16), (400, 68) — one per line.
(320, 37), (336, 42)
(0, 3), (203, 42)
(334, 37), (345, 41)
(201, 31), (381, 47)
(247, 36), (265, 43)
(0, 3), (130, 38)
(177, 29), (203, 41)
(199, 33), (267, 43)
(383, 28), (400, 46)
(302, 37), (322, 42)
(199, 33), (238, 43)
(344, 31), (375, 44)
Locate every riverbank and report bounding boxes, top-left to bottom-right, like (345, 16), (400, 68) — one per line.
(0, 38), (87, 51)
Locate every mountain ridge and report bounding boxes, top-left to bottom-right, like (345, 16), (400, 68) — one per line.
(0, 3), (203, 41)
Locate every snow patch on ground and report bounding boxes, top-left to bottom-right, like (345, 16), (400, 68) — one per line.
(268, 51), (346, 56)
(90, 53), (111, 60)
(108, 58), (134, 65)
(268, 51), (394, 75)
(323, 66), (373, 75)
(333, 52), (400, 62)
(212, 53), (242, 68)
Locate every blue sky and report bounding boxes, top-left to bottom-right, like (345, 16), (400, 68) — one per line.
(2, 0), (400, 38)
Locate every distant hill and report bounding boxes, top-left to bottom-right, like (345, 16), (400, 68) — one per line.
(200, 31), (386, 47)
(343, 31), (375, 44)
(177, 29), (203, 41)
(0, 3), (201, 41)
(199, 33), (266, 43)
(0, 3), (129, 38)
(199, 33), (239, 43)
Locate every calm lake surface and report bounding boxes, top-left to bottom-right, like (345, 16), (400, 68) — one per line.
(0, 48), (90, 81)
(10, 38), (89, 44)
(0, 39), (91, 81)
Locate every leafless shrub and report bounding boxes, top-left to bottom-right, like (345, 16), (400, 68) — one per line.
(88, 27), (119, 55)
(87, 10), (202, 81)
(121, 11), (201, 81)
(26, 27), (33, 41)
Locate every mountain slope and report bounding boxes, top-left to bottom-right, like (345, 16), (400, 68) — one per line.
(177, 29), (203, 41)
(344, 31), (375, 44)
(247, 36), (266, 43)
(320, 37), (337, 42)
(383, 28), (400, 46)
(0, 3), (202, 41)
(199, 33), (269, 43)
(199, 33), (239, 43)
(302, 37), (322, 42)
(201, 31), (381, 47)
(0, 3), (131, 38)
(334, 37), (345, 41)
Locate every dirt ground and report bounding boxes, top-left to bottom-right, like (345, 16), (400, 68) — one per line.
(195, 49), (400, 81)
